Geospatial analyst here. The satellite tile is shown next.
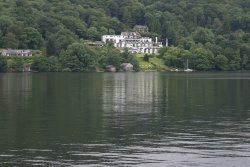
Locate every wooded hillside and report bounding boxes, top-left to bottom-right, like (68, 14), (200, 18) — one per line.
(0, 0), (250, 70)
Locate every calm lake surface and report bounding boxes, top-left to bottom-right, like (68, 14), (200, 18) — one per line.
(0, 72), (250, 167)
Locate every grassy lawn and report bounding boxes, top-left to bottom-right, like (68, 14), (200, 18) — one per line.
(136, 53), (168, 71)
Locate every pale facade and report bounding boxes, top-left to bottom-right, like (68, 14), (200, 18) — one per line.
(1, 49), (32, 57)
(102, 32), (166, 54)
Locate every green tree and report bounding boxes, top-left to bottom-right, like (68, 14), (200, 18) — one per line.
(163, 47), (186, 68)
(101, 46), (122, 69)
(192, 27), (215, 44)
(7, 24), (23, 43)
(31, 56), (60, 72)
(121, 49), (140, 71)
(191, 47), (215, 70)
(228, 54), (241, 70)
(21, 27), (44, 49)
(87, 27), (100, 41)
(60, 43), (96, 72)
(106, 0), (119, 17)
(215, 54), (228, 70)
(240, 44), (250, 69)
(46, 28), (78, 56)
(0, 56), (7, 72)
(3, 32), (19, 49)
(7, 57), (24, 72)
(48, 56), (61, 72)
(105, 53), (122, 70)
(36, 16), (62, 38)
(99, 26), (108, 36)
(31, 56), (48, 72)
(0, 16), (13, 36)
(0, 0), (248, 72)
(145, 12), (161, 34)
(122, 7), (133, 26)
(61, 16), (87, 38)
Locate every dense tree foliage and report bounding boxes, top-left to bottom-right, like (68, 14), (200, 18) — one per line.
(0, 0), (249, 71)
(2, 44), (140, 72)
(31, 56), (60, 72)
(60, 43), (96, 72)
(7, 57), (24, 72)
(0, 56), (7, 72)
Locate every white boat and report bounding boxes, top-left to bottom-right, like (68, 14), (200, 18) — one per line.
(184, 68), (193, 72)
(184, 59), (193, 72)
(170, 68), (180, 72)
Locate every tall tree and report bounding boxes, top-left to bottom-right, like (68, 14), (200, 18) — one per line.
(21, 27), (44, 49)
(60, 43), (96, 72)
(3, 32), (19, 49)
(0, 57), (7, 72)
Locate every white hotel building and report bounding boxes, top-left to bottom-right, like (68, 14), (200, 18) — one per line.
(102, 32), (167, 54)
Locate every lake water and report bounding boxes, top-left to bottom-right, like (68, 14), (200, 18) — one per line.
(0, 72), (250, 167)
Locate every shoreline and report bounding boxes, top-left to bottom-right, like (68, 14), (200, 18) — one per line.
(1, 70), (250, 74)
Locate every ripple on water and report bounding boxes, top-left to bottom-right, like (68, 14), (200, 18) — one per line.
(1, 72), (250, 166)
(0, 154), (15, 157)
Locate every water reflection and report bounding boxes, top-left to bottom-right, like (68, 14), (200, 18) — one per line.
(0, 73), (32, 112)
(102, 73), (169, 113)
(0, 72), (250, 166)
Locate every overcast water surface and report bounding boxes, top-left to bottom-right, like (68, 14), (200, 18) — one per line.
(0, 72), (250, 166)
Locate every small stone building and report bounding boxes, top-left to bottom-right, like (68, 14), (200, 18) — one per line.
(134, 25), (149, 33)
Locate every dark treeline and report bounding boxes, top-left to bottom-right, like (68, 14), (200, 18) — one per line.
(0, 43), (139, 72)
(0, 0), (250, 71)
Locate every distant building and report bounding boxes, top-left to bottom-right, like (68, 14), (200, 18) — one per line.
(120, 63), (133, 72)
(86, 41), (105, 47)
(134, 25), (149, 33)
(102, 32), (166, 54)
(1, 49), (32, 57)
